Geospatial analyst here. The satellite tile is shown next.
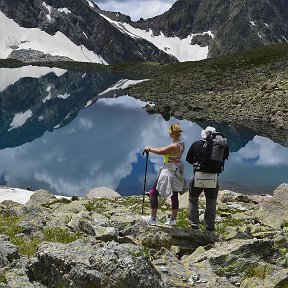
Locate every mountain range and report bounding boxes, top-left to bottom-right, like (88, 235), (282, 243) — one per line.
(0, 0), (288, 64)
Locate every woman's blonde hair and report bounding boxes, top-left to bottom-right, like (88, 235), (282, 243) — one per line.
(168, 123), (182, 137)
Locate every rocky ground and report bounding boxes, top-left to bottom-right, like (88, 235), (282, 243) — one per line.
(0, 184), (287, 288)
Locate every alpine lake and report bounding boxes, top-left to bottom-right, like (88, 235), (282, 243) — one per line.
(0, 66), (287, 197)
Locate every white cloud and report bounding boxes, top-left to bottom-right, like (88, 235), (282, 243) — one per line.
(1, 93), (287, 196)
(232, 136), (288, 166)
(93, 0), (175, 20)
(79, 118), (94, 129)
(0, 96), (196, 196)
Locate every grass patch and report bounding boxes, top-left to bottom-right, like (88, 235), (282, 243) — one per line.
(0, 214), (23, 237)
(142, 246), (167, 262)
(281, 220), (288, 229)
(0, 215), (83, 255)
(0, 274), (7, 284)
(176, 208), (189, 228)
(84, 200), (105, 212)
(12, 237), (42, 257)
(215, 217), (246, 235)
(43, 227), (82, 243)
(0, 214), (41, 257)
(244, 265), (273, 279)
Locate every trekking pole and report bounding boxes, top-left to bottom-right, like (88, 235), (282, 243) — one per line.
(141, 149), (149, 214)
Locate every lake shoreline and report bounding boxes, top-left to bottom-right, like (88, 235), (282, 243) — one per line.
(127, 58), (288, 146)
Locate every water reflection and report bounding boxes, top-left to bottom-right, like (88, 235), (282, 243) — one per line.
(0, 95), (287, 196)
(0, 66), (144, 148)
(0, 67), (287, 196)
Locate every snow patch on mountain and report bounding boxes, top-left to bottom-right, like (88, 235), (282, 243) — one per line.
(100, 14), (211, 62)
(58, 7), (71, 14)
(98, 79), (149, 96)
(9, 110), (33, 131)
(86, 0), (95, 8)
(42, 2), (71, 16)
(57, 93), (71, 99)
(0, 11), (107, 64)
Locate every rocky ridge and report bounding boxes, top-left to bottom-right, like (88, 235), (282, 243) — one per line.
(1, 0), (288, 64)
(0, 185), (287, 288)
(0, 0), (176, 64)
(108, 0), (288, 59)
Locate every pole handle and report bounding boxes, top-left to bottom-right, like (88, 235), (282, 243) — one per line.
(142, 150), (149, 158)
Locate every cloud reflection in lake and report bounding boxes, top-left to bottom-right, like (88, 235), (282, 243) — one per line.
(0, 96), (287, 196)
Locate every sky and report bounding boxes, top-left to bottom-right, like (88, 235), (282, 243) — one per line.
(93, 0), (176, 20)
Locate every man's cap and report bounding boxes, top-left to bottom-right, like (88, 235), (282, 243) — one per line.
(201, 126), (216, 139)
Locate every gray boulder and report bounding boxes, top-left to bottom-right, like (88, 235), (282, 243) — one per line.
(0, 235), (19, 268)
(183, 238), (287, 287)
(257, 183), (288, 228)
(85, 187), (121, 199)
(25, 190), (57, 207)
(28, 240), (165, 288)
(218, 190), (251, 203)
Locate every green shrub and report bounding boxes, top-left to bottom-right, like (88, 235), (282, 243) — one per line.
(142, 246), (166, 261)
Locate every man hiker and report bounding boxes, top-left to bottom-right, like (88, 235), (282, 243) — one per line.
(186, 126), (229, 231)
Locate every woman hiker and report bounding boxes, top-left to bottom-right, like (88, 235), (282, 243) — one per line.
(142, 123), (185, 226)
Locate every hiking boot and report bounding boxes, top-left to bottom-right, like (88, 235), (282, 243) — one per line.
(188, 220), (199, 229)
(206, 225), (215, 232)
(165, 219), (176, 226)
(141, 215), (156, 226)
(190, 224), (199, 229)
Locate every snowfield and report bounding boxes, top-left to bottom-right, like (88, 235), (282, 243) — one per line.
(0, 6), (213, 65)
(100, 14), (213, 62)
(0, 11), (107, 64)
(0, 186), (70, 204)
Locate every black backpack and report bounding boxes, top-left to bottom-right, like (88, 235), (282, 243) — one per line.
(199, 131), (229, 173)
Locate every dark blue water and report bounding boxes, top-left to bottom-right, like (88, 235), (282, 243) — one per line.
(0, 67), (287, 196)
